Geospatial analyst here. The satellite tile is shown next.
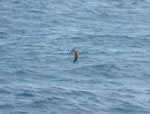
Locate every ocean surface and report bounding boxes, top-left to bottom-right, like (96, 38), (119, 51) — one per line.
(0, 0), (150, 114)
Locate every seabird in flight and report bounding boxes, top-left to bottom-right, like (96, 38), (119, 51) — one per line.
(69, 48), (78, 63)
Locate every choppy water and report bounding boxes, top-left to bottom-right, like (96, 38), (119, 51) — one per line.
(0, 0), (150, 114)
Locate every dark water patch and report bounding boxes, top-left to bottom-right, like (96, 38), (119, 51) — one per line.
(110, 101), (146, 114)
(27, 9), (44, 14)
(0, 31), (9, 39)
(67, 90), (97, 98)
(108, 81), (123, 87)
(14, 111), (29, 114)
(79, 63), (122, 78)
(13, 70), (28, 77)
(17, 92), (35, 97)
(0, 88), (12, 94)
(28, 96), (80, 112)
(118, 88), (144, 96)
(146, 90), (150, 94)
(0, 103), (14, 110)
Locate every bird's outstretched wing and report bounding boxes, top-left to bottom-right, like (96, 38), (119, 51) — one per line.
(74, 54), (78, 63)
(70, 48), (78, 63)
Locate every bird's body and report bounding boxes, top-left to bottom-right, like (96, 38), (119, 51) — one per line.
(69, 48), (78, 63)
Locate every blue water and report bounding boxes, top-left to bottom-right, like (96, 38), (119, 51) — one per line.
(0, 0), (150, 114)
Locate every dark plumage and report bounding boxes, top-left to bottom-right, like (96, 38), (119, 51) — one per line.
(70, 48), (78, 63)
